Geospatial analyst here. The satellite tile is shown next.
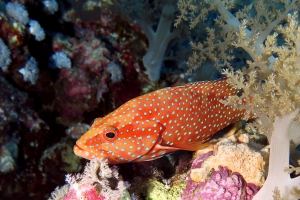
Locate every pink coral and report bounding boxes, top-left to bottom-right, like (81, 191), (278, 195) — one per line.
(63, 184), (105, 200)
(49, 159), (128, 200)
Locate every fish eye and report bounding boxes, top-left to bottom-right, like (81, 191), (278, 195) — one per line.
(103, 126), (119, 141)
(106, 132), (115, 138)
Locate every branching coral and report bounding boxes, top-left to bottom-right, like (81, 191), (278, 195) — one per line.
(176, 0), (300, 199)
(49, 159), (129, 200)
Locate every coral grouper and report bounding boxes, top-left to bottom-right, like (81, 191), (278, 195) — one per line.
(74, 78), (248, 164)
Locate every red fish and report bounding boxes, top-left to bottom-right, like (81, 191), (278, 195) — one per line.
(74, 78), (247, 164)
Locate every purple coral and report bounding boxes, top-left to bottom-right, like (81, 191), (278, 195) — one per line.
(245, 183), (260, 200)
(181, 166), (259, 200)
(191, 151), (214, 169)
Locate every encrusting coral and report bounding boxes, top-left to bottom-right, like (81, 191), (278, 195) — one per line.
(146, 178), (187, 200)
(190, 137), (267, 187)
(181, 134), (265, 200)
(182, 165), (260, 200)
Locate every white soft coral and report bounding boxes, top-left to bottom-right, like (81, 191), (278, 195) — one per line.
(18, 57), (39, 85)
(254, 110), (300, 200)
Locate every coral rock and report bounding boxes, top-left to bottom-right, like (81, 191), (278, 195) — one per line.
(191, 138), (267, 186)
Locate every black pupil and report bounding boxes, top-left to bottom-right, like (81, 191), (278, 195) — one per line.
(106, 132), (115, 138)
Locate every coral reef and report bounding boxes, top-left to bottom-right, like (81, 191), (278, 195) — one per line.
(0, 76), (48, 173)
(0, 0), (299, 199)
(51, 36), (110, 124)
(0, 0), (151, 198)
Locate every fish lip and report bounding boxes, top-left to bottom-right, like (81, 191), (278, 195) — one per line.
(74, 144), (112, 161)
(73, 144), (97, 159)
(74, 144), (83, 151)
(75, 144), (110, 154)
(74, 145), (128, 164)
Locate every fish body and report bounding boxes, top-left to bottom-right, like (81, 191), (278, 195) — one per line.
(74, 78), (246, 164)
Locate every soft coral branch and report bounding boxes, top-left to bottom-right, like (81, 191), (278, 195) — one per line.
(176, 0), (300, 198)
(254, 109), (300, 199)
(141, 4), (179, 81)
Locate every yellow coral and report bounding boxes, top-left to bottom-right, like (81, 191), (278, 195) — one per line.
(146, 178), (186, 200)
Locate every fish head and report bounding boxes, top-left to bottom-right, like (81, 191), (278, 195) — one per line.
(74, 116), (166, 164)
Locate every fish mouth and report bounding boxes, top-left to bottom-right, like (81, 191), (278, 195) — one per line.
(74, 144), (115, 163)
(74, 144), (98, 160)
(73, 144), (84, 153)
